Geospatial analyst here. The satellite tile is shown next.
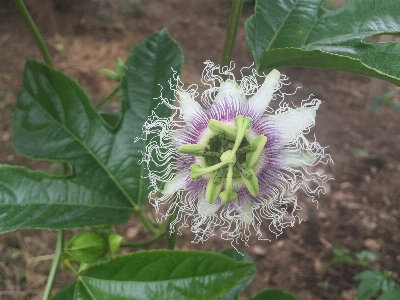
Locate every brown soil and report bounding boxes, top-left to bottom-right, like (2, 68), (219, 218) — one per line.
(1, 1), (399, 299)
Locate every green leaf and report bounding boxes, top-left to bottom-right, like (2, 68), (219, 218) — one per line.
(98, 108), (121, 127)
(51, 283), (76, 300)
(354, 270), (384, 300)
(217, 248), (256, 300)
(355, 250), (378, 263)
(378, 289), (400, 300)
(51, 250), (256, 300)
(249, 288), (298, 300)
(245, 0), (400, 86)
(328, 248), (353, 267)
(0, 29), (183, 233)
(381, 278), (396, 293)
(120, 28), (183, 203)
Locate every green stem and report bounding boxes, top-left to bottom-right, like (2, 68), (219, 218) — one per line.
(65, 260), (80, 277)
(13, 0), (53, 67)
(220, 0), (245, 72)
(42, 230), (64, 300)
(134, 206), (160, 235)
(120, 232), (167, 248)
(95, 86), (120, 109)
(167, 205), (179, 250)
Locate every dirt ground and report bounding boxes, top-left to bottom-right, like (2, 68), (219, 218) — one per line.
(1, 0), (400, 299)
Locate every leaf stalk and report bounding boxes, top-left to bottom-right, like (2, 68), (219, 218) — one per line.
(96, 86), (120, 109)
(13, 0), (53, 67)
(42, 230), (64, 300)
(120, 231), (167, 248)
(220, 0), (245, 73)
(134, 206), (161, 235)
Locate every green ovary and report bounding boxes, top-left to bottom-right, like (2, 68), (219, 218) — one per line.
(178, 115), (267, 204)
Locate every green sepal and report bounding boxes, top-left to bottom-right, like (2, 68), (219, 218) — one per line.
(64, 231), (108, 264)
(108, 233), (123, 254)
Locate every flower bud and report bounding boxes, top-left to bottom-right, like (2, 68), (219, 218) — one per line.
(108, 233), (123, 254)
(64, 231), (108, 264)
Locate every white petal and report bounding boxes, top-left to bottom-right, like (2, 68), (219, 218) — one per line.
(271, 101), (320, 143)
(198, 197), (220, 217)
(178, 91), (203, 123)
(226, 201), (253, 224)
(281, 149), (316, 168)
(214, 79), (245, 105)
(237, 202), (253, 224)
(248, 69), (280, 113)
(163, 172), (187, 195)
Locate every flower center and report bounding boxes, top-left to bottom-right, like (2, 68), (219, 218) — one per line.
(178, 115), (267, 204)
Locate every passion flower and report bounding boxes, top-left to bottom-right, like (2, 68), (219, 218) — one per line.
(138, 61), (332, 244)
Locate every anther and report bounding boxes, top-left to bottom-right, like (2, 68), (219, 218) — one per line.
(190, 161), (229, 180)
(240, 167), (259, 197)
(178, 144), (210, 156)
(208, 119), (237, 140)
(235, 163), (252, 179)
(205, 171), (225, 204)
(220, 163), (237, 204)
(246, 134), (267, 168)
(231, 116), (252, 155)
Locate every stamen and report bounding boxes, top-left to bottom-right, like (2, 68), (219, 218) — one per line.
(208, 119), (237, 140)
(201, 151), (222, 158)
(235, 163), (252, 179)
(190, 161), (229, 180)
(236, 144), (256, 154)
(205, 170), (225, 204)
(188, 115), (264, 203)
(246, 134), (267, 168)
(240, 167), (259, 197)
(231, 116), (252, 155)
(179, 144), (210, 156)
(220, 163), (237, 204)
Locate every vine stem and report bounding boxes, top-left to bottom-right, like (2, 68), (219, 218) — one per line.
(42, 230), (64, 300)
(13, 0), (54, 67)
(96, 86), (120, 109)
(13, 1), (62, 299)
(167, 205), (179, 250)
(220, 0), (245, 71)
(134, 206), (161, 235)
(120, 232), (167, 248)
